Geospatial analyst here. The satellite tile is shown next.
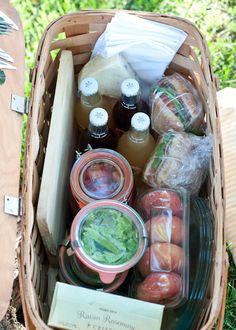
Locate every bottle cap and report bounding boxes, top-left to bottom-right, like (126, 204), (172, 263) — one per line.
(79, 77), (98, 96)
(89, 108), (108, 127)
(121, 79), (140, 97)
(131, 112), (150, 131)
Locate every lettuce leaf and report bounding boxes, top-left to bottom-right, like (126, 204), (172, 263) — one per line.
(152, 131), (174, 170)
(81, 208), (139, 265)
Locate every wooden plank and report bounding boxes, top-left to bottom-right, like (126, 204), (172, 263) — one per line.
(0, 0), (24, 320)
(44, 50), (61, 91)
(171, 53), (196, 72)
(50, 31), (100, 51)
(64, 24), (89, 37)
(177, 44), (191, 57)
(73, 52), (91, 66)
(47, 266), (58, 306)
(36, 50), (76, 257)
(68, 44), (92, 55)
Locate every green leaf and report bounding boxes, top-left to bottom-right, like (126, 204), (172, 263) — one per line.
(152, 131), (174, 170)
(81, 208), (139, 265)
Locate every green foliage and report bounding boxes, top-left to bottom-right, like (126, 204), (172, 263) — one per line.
(159, 0), (236, 89)
(12, 0), (79, 95)
(224, 247), (236, 329)
(123, 0), (161, 11)
(12, 0), (235, 94)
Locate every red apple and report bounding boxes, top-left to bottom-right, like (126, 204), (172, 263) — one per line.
(136, 272), (182, 304)
(145, 215), (184, 245)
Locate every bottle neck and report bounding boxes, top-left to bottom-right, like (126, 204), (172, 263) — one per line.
(128, 127), (149, 143)
(80, 92), (101, 107)
(121, 93), (139, 109)
(88, 123), (109, 138)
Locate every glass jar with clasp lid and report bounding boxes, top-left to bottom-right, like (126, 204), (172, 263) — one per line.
(70, 148), (134, 211)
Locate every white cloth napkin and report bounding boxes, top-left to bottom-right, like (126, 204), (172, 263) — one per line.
(92, 13), (187, 85)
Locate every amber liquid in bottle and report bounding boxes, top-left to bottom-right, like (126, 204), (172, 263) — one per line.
(75, 77), (114, 131)
(117, 112), (155, 172)
(79, 108), (117, 152)
(113, 79), (150, 131)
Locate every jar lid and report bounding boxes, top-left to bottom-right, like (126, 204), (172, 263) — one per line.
(131, 112), (150, 131)
(80, 159), (123, 199)
(70, 149), (133, 205)
(89, 108), (108, 127)
(79, 77), (98, 96)
(70, 200), (148, 283)
(121, 79), (140, 97)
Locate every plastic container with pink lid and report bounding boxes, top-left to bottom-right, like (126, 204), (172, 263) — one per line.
(70, 199), (148, 284)
(70, 149), (134, 211)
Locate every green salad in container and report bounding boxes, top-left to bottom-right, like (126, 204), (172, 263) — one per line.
(80, 208), (139, 265)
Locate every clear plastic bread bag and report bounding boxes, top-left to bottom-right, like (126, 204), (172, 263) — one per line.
(143, 131), (213, 195)
(150, 73), (205, 135)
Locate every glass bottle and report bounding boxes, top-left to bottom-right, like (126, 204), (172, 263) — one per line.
(113, 79), (150, 131)
(75, 77), (113, 131)
(79, 108), (117, 152)
(117, 112), (155, 173)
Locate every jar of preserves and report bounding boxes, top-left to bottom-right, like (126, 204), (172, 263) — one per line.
(70, 149), (134, 210)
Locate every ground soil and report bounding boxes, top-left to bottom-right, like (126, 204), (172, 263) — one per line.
(0, 222), (25, 329)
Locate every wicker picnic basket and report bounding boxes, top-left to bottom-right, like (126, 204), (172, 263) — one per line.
(19, 10), (228, 330)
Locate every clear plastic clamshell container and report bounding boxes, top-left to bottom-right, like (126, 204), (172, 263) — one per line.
(132, 187), (189, 308)
(70, 148), (134, 210)
(161, 196), (214, 329)
(70, 199), (148, 284)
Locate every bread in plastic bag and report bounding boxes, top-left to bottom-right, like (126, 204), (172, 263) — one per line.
(150, 73), (204, 134)
(143, 131), (213, 195)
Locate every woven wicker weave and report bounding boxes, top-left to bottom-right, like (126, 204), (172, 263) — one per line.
(19, 10), (227, 330)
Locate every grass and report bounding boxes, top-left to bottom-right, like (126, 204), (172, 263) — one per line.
(224, 248), (236, 329)
(12, 0), (236, 329)
(12, 0), (236, 97)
